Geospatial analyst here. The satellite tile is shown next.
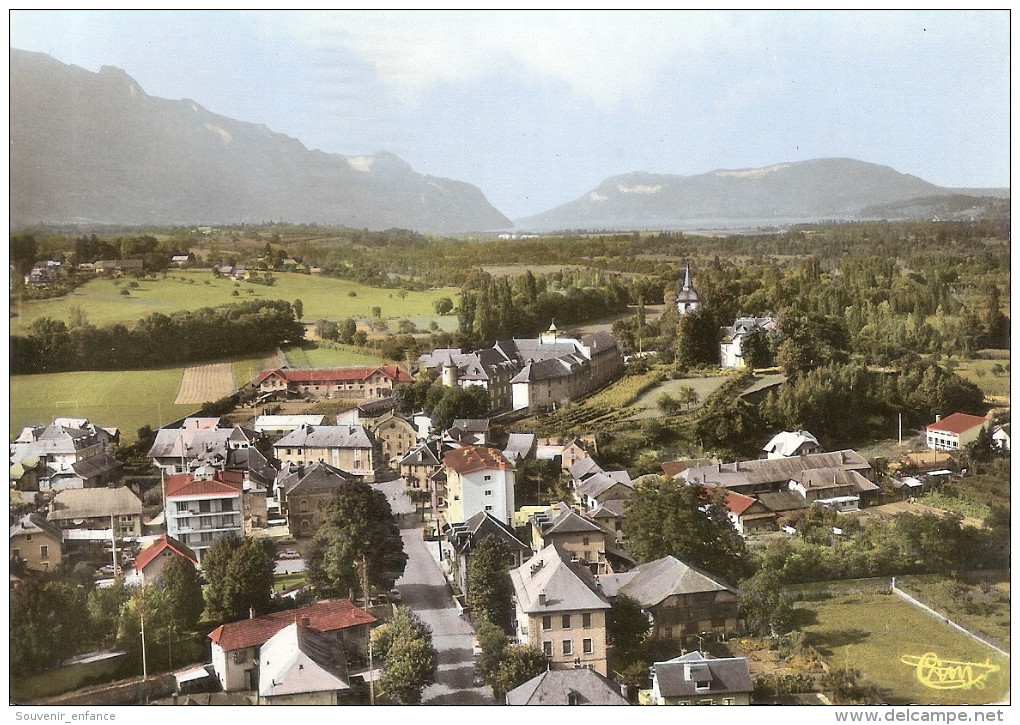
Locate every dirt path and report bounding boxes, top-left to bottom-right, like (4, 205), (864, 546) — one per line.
(174, 362), (236, 404)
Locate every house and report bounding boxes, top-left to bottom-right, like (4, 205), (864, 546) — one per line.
(371, 413), (417, 466)
(164, 470), (244, 564)
(254, 366), (412, 401)
(763, 430), (820, 459)
(444, 510), (531, 596)
(444, 418), (490, 447)
(253, 415), (325, 438)
(257, 622), (355, 705)
(10, 418), (120, 490)
(585, 499), (627, 545)
(719, 316), (776, 369)
(132, 535), (198, 586)
(536, 436), (593, 471)
(399, 442), (442, 494)
(94, 259), (144, 275)
(600, 556), (740, 642)
(788, 467), (880, 512)
(48, 487), (144, 541)
(567, 456), (604, 486)
(510, 544), (612, 675)
(502, 433), (537, 464)
(576, 471), (633, 511)
(276, 462), (356, 538)
(26, 261), (61, 287)
(442, 446), (515, 526)
(223, 447), (278, 531)
(208, 599), (376, 692)
(418, 347), (519, 410)
(10, 513), (63, 572)
(335, 397), (399, 428)
(756, 491), (810, 523)
(648, 651), (752, 705)
(925, 413), (989, 451)
(506, 668), (629, 706)
(722, 492), (778, 535)
(273, 425), (375, 482)
(530, 503), (611, 574)
(170, 254), (191, 266)
(675, 259), (700, 316)
(682, 450), (872, 497)
(148, 418), (255, 475)
(660, 459), (713, 480)
(992, 424), (1010, 452)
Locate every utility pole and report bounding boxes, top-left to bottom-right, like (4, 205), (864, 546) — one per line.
(110, 515), (119, 577)
(362, 554), (374, 705)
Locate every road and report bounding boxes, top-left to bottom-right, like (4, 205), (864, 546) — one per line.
(374, 478), (495, 705)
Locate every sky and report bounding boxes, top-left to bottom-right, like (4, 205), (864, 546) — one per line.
(8, 10), (1010, 219)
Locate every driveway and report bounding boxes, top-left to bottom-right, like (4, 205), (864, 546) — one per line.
(374, 478), (495, 705)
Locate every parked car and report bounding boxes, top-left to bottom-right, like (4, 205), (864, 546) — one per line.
(95, 564), (122, 577)
(388, 588), (402, 603)
(278, 549), (301, 560)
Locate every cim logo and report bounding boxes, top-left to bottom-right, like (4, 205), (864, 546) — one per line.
(900, 652), (1000, 690)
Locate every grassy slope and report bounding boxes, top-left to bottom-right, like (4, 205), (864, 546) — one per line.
(11, 270), (460, 333)
(952, 356), (1011, 401)
(797, 591), (1009, 705)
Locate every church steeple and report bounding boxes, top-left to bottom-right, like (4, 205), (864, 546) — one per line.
(675, 258), (700, 316)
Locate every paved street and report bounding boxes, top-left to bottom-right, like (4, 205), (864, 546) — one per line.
(375, 478), (495, 705)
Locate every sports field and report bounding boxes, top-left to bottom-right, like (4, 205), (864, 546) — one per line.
(10, 270), (460, 333)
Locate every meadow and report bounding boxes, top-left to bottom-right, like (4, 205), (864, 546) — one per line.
(796, 590), (1010, 705)
(10, 270), (460, 333)
(952, 355), (1011, 402)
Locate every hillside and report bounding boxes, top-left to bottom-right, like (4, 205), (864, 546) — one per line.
(9, 49), (511, 235)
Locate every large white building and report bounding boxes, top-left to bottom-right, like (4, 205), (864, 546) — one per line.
(925, 413), (988, 451)
(164, 470), (244, 564)
(442, 446), (515, 526)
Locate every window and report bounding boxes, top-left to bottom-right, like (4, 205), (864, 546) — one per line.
(582, 536), (589, 546)
(176, 502), (188, 512)
(562, 640), (572, 656)
(543, 641), (552, 657)
(40, 545), (48, 559)
(583, 638), (593, 654)
(199, 500), (211, 513)
(723, 698), (735, 705)
(542, 616), (552, 630)
(484, 475), (492, 481)
(582, 613), (591, 629)
(301, 499), (309, 512)
(698, 699), (713, 706)
(484, 489), (492, 496)
(562, 614), (571, 629)
(25, 534), (32, 542)
(484, 505), (493, 511)
(664, 627), (673, 639)
(12, 548), (19, 558)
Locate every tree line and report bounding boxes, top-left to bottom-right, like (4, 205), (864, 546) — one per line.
(10, 299), (304, 374)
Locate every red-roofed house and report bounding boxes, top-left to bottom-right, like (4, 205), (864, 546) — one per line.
(255, 366), (412, 401)
(443, 446), (516, 526)
(208, 598), (376, 692)
(164, 470), (243, 564)
(722, 492), (777, 535)
(133, 534), (198, 585)
(925, 413), (988, 452)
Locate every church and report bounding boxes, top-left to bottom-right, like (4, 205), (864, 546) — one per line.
(675, 258), (700, 315)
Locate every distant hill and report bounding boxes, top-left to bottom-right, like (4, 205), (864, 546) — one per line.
(9, 48), (511, 234)
(515, 158), (1009, 232)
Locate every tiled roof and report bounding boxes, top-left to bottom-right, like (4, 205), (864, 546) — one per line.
(506, 668), (629, 705)
(273, 425), (373, 450)
(255, 366), (411, 386)
(578, 472), (634, 501)
(510, 544), (611, 614)
(723, 491), (757, 516)
(399, 443), (441, 467)
(166, 471), (243, 498)
(443, 446), (511, 475)
(134, 535), (197, 572)
(451, 418), (489, 433)
(926, 413), (988, 436)
(683, 450), (870, 489)
(71, 452), (123, 480)
(756, 491), (810, 513)
(537, 504), (604, 536)
(48, 487), (143, 521)
(258, 623), (350, 698)
(607, 555), (736, 607)
(763, 430), (819, 457)
(281, 462), (355, 496)
(446, 510), (529, 554)
(653, 652), (752, 699)
(793, 467), (879, 493)
(10, 512), (63, 541)
(208, 599), (376, 651)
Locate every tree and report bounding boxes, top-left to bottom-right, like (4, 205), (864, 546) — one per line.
(374, 607), (438, 704)
(307, 483), (408, 598)
(607, 594), (650, 668)
(433, 296), (454, 315)
(490, 645), (547, 699)
(430, 385), (490, 431)
(657, 392), (684, 416)
(292, 298), (303, 319)
(738, 567), (794, 638)
(474, 616), (508, 678)
(203, 536), (276, 622)
(465, 538), (515, 632)
(623, 477), (749, 584)
(740, 328), (773, 370)
(372, 306), (382, 318)
(339, 317), (358, 344)
(11, 577), (89, 675)
(159, 556), (205, 633)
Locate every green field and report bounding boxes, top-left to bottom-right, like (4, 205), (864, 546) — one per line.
(797, 591), (1009, 705)
(953, 356), (1010, 401)
(11, 270), (460, 333)
(11, 367), (196, 443)
(280, 344), (385, 370)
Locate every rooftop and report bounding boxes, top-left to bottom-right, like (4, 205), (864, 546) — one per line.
(208, 599), (376, 651)
(506, 668), (629, 705)
(927, 413), (988, 435)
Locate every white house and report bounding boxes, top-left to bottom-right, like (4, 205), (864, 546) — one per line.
(442, 446), (515, 526)
(992, 424), (1010, 452)
(719, 317), (776, 369)
(763, 430), (821, 459)
(925, 413), (988, 451)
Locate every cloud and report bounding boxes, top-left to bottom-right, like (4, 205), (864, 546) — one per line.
(279, 10), (764, 107)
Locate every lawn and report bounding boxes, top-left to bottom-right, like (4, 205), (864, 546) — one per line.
(629, 373), (731, 419)
(952, 356), (1010, 401)
(896, 573), (1010, 651)
(796, 591), (1010, 705)
(11, 368), (197, 444)
(10, 270), (460, 333)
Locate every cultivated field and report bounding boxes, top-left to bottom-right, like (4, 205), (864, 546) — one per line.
(174, 362), (237, 404)
(796, 590), (1010, 705)
(953, 355), (1010, 402)
(10, 270), (461, 333)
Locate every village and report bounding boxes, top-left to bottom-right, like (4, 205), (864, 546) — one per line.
(10, 257), (1011, 708)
